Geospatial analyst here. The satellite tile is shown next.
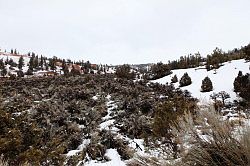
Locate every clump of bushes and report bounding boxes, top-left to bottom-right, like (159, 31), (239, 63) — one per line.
(115, 64), (135, 80)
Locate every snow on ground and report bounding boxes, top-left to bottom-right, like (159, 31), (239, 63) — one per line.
(83, 95), (126, 166)
(99, 95), (120, 131)
(84, 149), (126, 166)
(66, 139), (90, 157)
(128, 139), (145, 153)
(152, 59), (250, 102)
(0, 53), (30, 65)
(92, 95), (98, 100)
(99, 119), (116, 130)
(102, 95), (117, 121)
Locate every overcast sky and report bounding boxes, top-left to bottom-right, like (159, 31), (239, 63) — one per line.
(0, 0), (250, 65)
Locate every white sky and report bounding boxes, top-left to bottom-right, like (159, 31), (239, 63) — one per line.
(0, 0), (250, 65)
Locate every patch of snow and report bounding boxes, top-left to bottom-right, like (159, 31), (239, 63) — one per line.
(78, 125), (85, 129)
(129, 139), (145, 153)
(84, 149), (126, 166)
(106, 94), (111, 100)
(102, 97), (117, 121)
(100, 120), (115, 130)
(66, 139), (90, 157)
(92, 96), (98, 100)
(159, 95), (166, 99)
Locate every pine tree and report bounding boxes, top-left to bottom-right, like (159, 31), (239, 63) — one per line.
(234, 73), (250, 101)
(18, 56), (24, 70)
(171, 74), (178, 83)
(39, 55), (44, 69)
(48, 58), (56, 71)
(150, 62), (171, 79)
(0, 59), (4, 69)
(1, 66), (7, 77)
(243, 44), (250, 61)
(5, 57), (9, 65)
(26, 68), (33, 75)
(17, 70), (24, 77)
(33, 56), (39, 69)
(115, 64), (135, 79)
(179, 72), (192, 87)
(234, 71), (243, 92)
(28, 55), (34, 71)
(70, 65), (80, 76)
(62, 60), (69, 76)
(201, 76), (213, 92)
(8, 58), (17, 67)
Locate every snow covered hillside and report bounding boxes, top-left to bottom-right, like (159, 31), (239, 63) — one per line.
(0, 52), (30, 64)
(152, 59), (250, 102)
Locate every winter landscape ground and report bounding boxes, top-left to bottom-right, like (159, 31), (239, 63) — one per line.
(0, 45), (250, 166)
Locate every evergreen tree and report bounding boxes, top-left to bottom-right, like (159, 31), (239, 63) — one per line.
(28, 55), (34, 71)
(8, 58), (17, 67)
(17, 70), (24, 77)
(33, 56), (39, 69)
(39, 55), (44, 69)
(201, 76), (213, 92)
(18, 56), (24, 70)
(70, 65), (81, 76)
(62, 60), (69, 76)
(0, 59), (4, 69)
(234, 71), (243, 92)
(171, 74), (178, 83)
(83, 61), (91, 71)
(234, 72), (250, 101)
(48, 58), (56, 71)
(5, 57), (9, 65)
(45, 60), (49, 70)
(243, 44), (250, 61)
(63, 65), (69, 76)
(115, 64), (135, 79)
(26, 68), (33, 75)
(150, 62), (171, 79)
(1, 66), (7, 77)
(179, 72), (192, 87)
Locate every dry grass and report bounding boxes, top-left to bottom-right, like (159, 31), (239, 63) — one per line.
(172, 106), (250, 166)
(130, 106), (250, 166)
(127, 154), (170, 166)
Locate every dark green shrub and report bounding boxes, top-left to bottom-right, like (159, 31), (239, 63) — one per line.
(201, 76), (213, 92)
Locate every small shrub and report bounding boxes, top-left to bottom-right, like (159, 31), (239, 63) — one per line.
(179, 73), (192, 87)
(201, 76), (213, 92)
(171, 75), (178, 83)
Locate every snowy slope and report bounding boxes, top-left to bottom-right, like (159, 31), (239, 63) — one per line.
(152, 59), (250, 102)
(0, 53), (30, 65)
